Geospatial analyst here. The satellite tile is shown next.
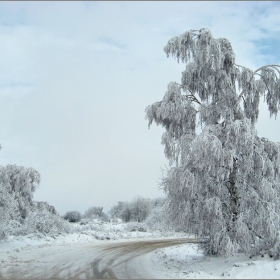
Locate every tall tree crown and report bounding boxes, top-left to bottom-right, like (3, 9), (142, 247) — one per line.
(146, 28), (280, 136)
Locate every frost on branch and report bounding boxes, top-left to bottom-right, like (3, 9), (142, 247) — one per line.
(146, 28), (280, 257)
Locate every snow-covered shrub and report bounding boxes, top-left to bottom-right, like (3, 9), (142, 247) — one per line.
(80, 218), (90, 225)
(64, 211), (81, 223)
(83, 206), (109, 221)
(145, 205), (171, 231)
(31, 201), (58, 216)
(127, 222), (147, 232)
(23, 209), (72, 235)
(4, 220), (23, 236)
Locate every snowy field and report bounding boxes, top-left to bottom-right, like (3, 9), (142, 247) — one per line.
(1, 220), (280, 279)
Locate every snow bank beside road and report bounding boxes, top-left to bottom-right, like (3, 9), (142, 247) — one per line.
(0, 223), (189, 256)
(153, 243), (280, 279)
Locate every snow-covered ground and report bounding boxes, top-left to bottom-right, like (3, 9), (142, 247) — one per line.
(1, 220), (280, 279)
(152, 243), (280, 279)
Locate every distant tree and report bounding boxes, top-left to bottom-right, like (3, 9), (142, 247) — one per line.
(113, 197), (153, 223)
(150, 197), (166, 208)
(146, 28), (280, 257)
(119, 202), (132, 222)
(109, 201), (125, 220)
(64, 211), (81, 223)
(83, 206), (108, 221)
(130, 196), (152, 222)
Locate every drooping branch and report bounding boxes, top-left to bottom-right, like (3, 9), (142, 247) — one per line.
(254, 64), (280, 75)
(237, 64), (280, 102)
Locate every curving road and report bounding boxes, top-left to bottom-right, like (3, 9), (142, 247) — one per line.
(1, 238), (197, 279)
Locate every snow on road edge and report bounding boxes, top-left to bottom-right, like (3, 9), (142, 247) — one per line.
(2, 228), (280, 279)
(152, 243), (280, 279)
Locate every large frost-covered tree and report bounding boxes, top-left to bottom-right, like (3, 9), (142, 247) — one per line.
(145, 28), (280, 257)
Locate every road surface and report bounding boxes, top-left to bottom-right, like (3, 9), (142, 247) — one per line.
(1, 238), (197, 279)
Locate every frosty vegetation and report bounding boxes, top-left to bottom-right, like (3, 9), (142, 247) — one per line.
(64, 211), (82, 223)
(60, 196), (171, 238)
(145, 28), (280, 258)
(0, 164), (71, 239)
(109, 196), (166, 224)
(83, 206), (109, 221)
(0, 150), (170, 240)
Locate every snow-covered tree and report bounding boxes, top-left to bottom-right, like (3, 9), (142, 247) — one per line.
(130, 196), (152, 222)
(145, 28), (280, 257)
(0, 164), (41, 238)
(119, 202), (132, 222)
(83, 206), (109, 221)
(109, 201), (125, 220)
(0, 164), (40, 221)
(63, 211), (81, 223)
(0, 164), (71, 237)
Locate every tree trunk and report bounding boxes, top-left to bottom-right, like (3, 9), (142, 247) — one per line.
(227, 157), (238, 237)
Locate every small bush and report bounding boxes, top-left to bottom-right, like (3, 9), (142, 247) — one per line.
(23, 209), (72, 235)
(80, 218), (90, 225)
(3, 220), (23, 236)
(127, 222), (147, 232)
(145, 205), (171, 231)
(64, 211), (81, 223)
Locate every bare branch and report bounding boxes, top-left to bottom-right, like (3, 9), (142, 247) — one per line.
(242, 96), (247, 108)
(237, 65), (280, 102)
(189, 92), (202, 105)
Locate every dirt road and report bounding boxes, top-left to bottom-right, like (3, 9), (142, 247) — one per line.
(1, 238), (197, 279)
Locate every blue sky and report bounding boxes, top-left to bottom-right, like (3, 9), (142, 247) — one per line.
(0, 1), (279, 215)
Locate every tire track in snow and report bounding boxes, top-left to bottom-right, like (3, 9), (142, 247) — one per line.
(0, 238), (197, 279)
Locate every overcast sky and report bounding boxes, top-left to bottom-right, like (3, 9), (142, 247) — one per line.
(0, 1), (279, 215)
